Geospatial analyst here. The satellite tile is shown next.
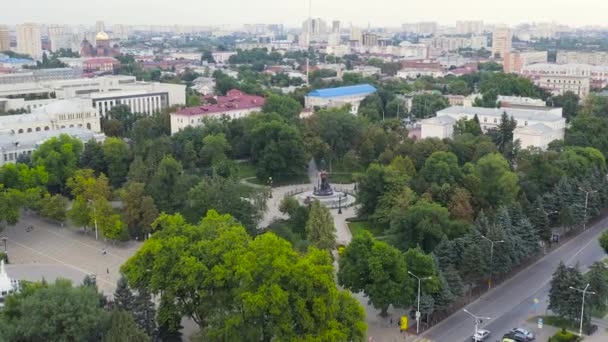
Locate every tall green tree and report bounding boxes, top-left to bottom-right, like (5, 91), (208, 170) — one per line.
(122, 182), (159, 239)
(305, 200), (337, 250)
(104, 310), (150, 342)
(338, 232), (413, 316)
(103, 137), (132, 187)
(32, 134), (84, 192)
(586, 262), (608, 313)
(548, 262), (586, 322)
(262, 94), (302, 121)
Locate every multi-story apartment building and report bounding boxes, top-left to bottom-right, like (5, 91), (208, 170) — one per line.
(503, 51), (548, 73)
(420, 36), (488, 52)
(16, 23), (42, 59)
(556, 51), (608, 66)
(0, 68), (83, 85)
(492, 27), (512, 59)
(537, 75), (590, 97)
(522, 63), (608, 90)
(456, 21), (484, 35)
(0, 25), (10, 52)
(48, 25), (70, 52)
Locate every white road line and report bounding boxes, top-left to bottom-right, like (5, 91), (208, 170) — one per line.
(6, 238), (114, 286)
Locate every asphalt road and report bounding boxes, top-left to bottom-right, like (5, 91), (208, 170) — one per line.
(423, 216), (608, 342)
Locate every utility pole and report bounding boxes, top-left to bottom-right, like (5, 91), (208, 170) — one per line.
(463, 309), (491, 341)
(306, 0), (312, 86)
(87, 199), (99, 240)
(408, 271), (431, 334)
(570, 284), (595, 337)
(481, 235), (504, 289)
(579, 187), (597, 230)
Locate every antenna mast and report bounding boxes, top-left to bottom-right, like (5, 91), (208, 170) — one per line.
(306, 0), (312, 86)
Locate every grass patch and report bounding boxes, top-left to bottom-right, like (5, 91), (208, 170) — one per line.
(348, 221), (386, 238)
(528, 315), (579, 331)
(237, 161), (257, 179)
(237, 183), (260, 197)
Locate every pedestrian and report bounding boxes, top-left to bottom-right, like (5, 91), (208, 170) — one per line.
(390, 317), (393, 326)
(106, 268), (109, 274)
(102, 249), (107, 255)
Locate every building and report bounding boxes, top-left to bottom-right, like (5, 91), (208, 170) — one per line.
(305, 84), (377, 115)
(344, 66), (381, 77)
(492, 27), (512, 59)
(211, 51), (237, 64)
(456, 21), (484, 35)
(82, 57), (119, 74)
(361, 32), (379, 47)
(95, 20), (105, 34)
(170, 89), (265, 134)
(537, 75), (590, 97)
(420, 36), (487, 53)
(191, 77), (215, 95)
(397, 68), (444, 79)
(498, 95), (546, 107)
(0, 57), (36, 69)
(80, 31), (118, 57)
(503, 51), (548, 73)
(0, 127), (104, 166)
(0, 99), (101, 134)
(0, 68), (82, 85)
(48, 25), (70, 52)
(0, 260), (17, 308)
(522, 63), (606, 91)
(16, 23), (42, 59)
(420, 106), (566, 149)
(556, 51), (608, 66)
(350, 26), (362, 44)
(0, 25), (10, 52)
(111, 24), (129, 40)
(402, 22), (438, 36)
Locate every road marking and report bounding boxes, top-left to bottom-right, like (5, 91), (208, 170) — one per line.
(6, 238), (114, 286)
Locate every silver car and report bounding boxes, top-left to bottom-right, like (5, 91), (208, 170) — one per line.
(510, 328), (535, 341)
(472, 329), (491, 341)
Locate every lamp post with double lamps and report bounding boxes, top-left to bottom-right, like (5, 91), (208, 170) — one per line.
(464, 309), (491, 341)
(579, 187), (597, 230)
(87, 199), (99, 240)
(481, 235), (504, 289)
(570, 283), (595, 337)
(408, 271), (431, 334)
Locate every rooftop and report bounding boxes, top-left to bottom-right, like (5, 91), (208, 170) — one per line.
(0, 127), (104, 150)
(307, 84), (377, 98)
(438, 106), (564, 122)
(173, 89), (265, 116)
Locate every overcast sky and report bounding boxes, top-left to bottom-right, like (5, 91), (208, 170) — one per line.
(5, 0), (608, 28)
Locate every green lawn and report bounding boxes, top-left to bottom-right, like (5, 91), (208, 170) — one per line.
(237, 183), (260, 197)
(528, 315), (578, 331)
(348, 221), (386, 238)
(237, 161), (257, 179)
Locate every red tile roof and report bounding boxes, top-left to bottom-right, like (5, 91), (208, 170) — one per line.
(174, 89), (266, 116)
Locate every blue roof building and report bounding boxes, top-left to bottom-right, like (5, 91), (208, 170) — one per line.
(305, 84), (377, 114)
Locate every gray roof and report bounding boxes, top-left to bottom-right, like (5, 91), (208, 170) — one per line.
(438, 106), (564, 122)
(422, 115), (457, 125)
(516, 123), (554, 134)
(0, 127), (104, 151)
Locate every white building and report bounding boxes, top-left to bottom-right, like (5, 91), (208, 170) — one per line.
(492, 27), (512, 59)
(537, 75), (590, 98)
(16, 23), (42, 59)
(344, 66), (381, 77)
(0, 127), (105, 166)
(397, 68), (445, 79)
(0, 260), (17, 308)
(48, 25), (71, 52)
(305, 84), (377, 115)
(456, 21), (484, 35)
(420, 106), (566, 150)
(212, 51), (237, 64)
(497, 95), (546, 107)
(191, 77), (216, 95)
(0, 99), (100, 134)
(522, 63), (608, 90)
(556, 51), (608, 66)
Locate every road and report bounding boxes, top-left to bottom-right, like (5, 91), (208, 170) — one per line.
(423, 216), (608, 342)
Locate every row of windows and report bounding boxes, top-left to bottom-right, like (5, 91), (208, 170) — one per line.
(544, 79), (584, 84)
(3, 149), (32, 162)
(14, 123), (92, 134)
(57, 112), (96, 120)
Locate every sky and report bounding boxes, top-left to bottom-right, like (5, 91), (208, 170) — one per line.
(5, 0), (608, 28)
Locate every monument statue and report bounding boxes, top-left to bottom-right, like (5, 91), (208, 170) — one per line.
(314, 170), (334, 196)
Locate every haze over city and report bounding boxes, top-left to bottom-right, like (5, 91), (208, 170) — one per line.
(6, 0), (608, 27)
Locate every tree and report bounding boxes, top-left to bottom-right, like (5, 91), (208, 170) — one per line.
(0, 186), (24, 232)
(305, 200), (337, 250)
(132, 289), (157, 338)
(473, 153), (520, 208)
(552, 92), (580, 121)
(121, 211), (366, 341)
(448, 80), (471, 95)
(39, 194), (68, 222)
(307, 108), (362, 160)
(0, 279), (109, 341)
(586, 262), (608, 313)
(262, 94), (302, 121)
(32, 134), (84, 192)
(410, 94), (449, 119)
(200, 133), (231, 166)
(548, 262), (586, 322)
(122, 182), (159, 239)
(104, 310), (150, 342)
(338, 231), (412, 316)
(421, 151), (461, 185)
(600, 230), (608, 255)
(113, 275), (135, 312)
(103, 137), (131, 187)
(147, 156), (184, 213)
(448, 187), (474, 222)
(528, 197), (552, 243)
(80, 139), (107, 175)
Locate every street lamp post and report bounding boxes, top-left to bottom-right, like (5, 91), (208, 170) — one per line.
(481, 235), (504, 289)
(570, 283), (595, 337)
(87, 199), (99, 240)
(579, 188), (597, 230)
(408, 271), (431, 334)
(268, 177), (273, 199)
(463, 309), (491, 341)
(1, 236), (7, 253)
(338, 194), (342, 214)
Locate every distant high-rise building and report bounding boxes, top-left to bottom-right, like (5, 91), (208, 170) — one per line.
(492, 26), (512, 59)
(111, 24), (129, 40)
(16, 23), (42, 59)
(402, 22), (437, 36)
(350, 26), (362, 44)
(302, 18), (328, 35)
(96, 20), (105, 34)
(456, 21), (484, 35)
(362, 32), (378, 47)
(48, 25), (70, 52)
(332, 20), (341, 34)
(0, 25), (9, 52)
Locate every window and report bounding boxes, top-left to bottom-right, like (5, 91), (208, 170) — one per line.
(44, 126), (50, 131)
(525, 121), (528, 126)
(36, 127), (40, 131)
(86, 123), (91, 129)
(27, 128), (32, 132)
(18, 129), (23, 133)
(493, 118), (497, 123)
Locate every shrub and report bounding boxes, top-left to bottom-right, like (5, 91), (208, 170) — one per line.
(0, 252), (7, 263)
(549, 328), (581, 342)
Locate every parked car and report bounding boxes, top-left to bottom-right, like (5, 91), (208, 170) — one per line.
(472, 329), (491, 341)
(509, 328), (535, 340)
(503, 331), (532, 342)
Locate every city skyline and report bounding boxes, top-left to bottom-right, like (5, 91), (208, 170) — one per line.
(6, 0), (608, 28)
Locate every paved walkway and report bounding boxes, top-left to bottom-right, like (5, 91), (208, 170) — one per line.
(2, 212), (141, 295)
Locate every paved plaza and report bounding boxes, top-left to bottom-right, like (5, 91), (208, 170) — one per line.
(2, 212), (141, 295)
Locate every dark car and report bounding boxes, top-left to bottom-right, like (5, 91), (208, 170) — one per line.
(502, 332), (532, 342)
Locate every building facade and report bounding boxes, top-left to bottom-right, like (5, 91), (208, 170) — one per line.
(492, 27), (512, 59)
(305, 84), (377, 115)
(170, 89), (265, 134)
(556, 51), (608, 66)
(420, 106), (566, 149)
(536, 75), (590, 97)
(0, 25), (10, 52)
(48, 25), (70, 52)
(522, 62), (608, 90)
(503, 51), (548, 74)
(16, 23), (42, 59)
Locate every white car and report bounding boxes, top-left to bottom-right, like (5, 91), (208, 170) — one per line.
(510, 328), (535, 340)
(472, 329), (491, 341)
